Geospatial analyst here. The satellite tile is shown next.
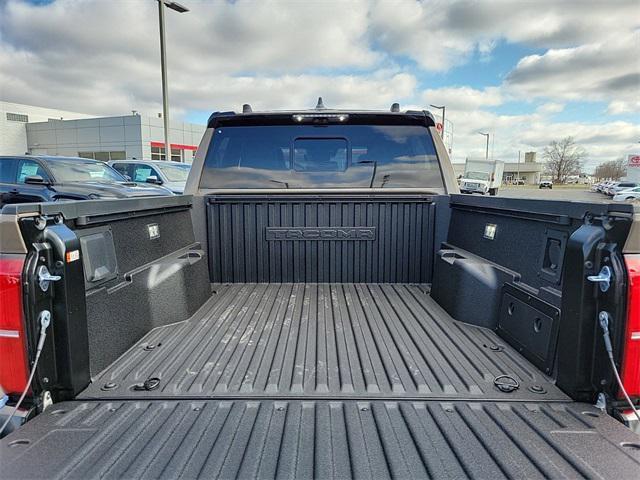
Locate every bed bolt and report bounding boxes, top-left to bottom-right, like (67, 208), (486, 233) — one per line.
(102, 382), (118, 391)
(34, 216), (47, 230)
(361, 407), (368, 412)
(277, 406), (285, 412)
(529, 385), (546, 394)
(144, 344), (156, 351)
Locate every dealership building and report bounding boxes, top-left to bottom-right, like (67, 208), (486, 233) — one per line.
(0, 101), (205, 163)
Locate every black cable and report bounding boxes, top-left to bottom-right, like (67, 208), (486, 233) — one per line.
(599, 312), (640, 423)
(607, 354), (640, 423)
(0, 312), (50, 437)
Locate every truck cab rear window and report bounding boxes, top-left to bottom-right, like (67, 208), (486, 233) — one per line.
(201, 125), (442, 189)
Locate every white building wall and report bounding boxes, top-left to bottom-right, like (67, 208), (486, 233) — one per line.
(26, 115), (145, 159)
(0, 101), (92, 155)
(140, 115), (205, 163)
(26, 113), (205, 162)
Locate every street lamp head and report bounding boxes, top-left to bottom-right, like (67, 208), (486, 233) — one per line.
(430, 104), (444, 109)
(163, 1), (189, 13)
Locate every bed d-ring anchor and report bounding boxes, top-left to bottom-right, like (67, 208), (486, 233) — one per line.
(493, 375), (520, 393)
(133, 377), (161, 391)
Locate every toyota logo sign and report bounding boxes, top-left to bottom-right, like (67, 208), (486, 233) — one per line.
(629, 154), (640, 167)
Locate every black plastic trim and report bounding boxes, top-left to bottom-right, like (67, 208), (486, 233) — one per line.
(1, 195), (193, 221)
(450, 193), (634, 220)
(451, 202), (571, 225)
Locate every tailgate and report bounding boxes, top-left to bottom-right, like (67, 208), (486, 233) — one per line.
(2, 400), (639, 479)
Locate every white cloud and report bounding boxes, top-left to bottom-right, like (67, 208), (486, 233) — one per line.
(172, 72), (417, 112)
(607, 99), (640, 115)
(422, 86), (504, 111)
(445, 106), (639, 168)
(0, 0), (382, 116)
(0, 0), (637, 169)
(505, 31), (640, 110)
(536, 103), (565, 114)
(422, 88), (637, 168)
(369, 0), (640, 70)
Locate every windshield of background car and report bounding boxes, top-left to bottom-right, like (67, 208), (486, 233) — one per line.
(47, 159), (126, 183)
(200, 124), (442, 188)
(158, 163), (191, 182)
(464, 171), (490, 181)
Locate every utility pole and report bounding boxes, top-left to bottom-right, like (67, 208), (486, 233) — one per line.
(517, 150), (521, 185)
(157, 1), (189, 161)
(479, 132), (489, 160)
(430, 104), (446, 138)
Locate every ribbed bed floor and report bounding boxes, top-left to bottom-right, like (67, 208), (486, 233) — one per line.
(81, 284), (566, 401)
(4, 400), (640, 480)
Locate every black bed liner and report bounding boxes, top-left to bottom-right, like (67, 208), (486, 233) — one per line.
(3, 399), (639, 479)
(5, 283), (639, 479)
(80, 283), (567, 401)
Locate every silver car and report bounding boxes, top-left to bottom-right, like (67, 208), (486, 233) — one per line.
(613, 186), (640, 202)
(109, 160), (191, 194)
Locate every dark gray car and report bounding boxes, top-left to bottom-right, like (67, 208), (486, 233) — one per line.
(0, 155), (173, 205)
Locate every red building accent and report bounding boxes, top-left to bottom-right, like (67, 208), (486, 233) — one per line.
(150, 141), (198, 151)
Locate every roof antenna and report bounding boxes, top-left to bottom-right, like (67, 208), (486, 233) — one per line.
(315, 97), (326, 110)
(390, 103), (400, 112)
(242, 104), (252, 113)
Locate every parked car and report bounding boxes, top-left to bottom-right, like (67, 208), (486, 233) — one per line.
(604, 182), (620, 196)
(598, 180), (613, 193)
(609, 181), (639, 197)
(539, 180), (553, 189)
(2, 105), (640, 476)
(109, 160), (191, 194)
(613, 186), (640, 202)
(0, 155), (173, 205)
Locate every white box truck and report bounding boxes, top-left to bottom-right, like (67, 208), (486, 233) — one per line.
(460, 159), (505, 195)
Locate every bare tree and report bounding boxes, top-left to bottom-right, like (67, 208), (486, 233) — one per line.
(543, 137), (586, 183)
(594, 158), (627, 180)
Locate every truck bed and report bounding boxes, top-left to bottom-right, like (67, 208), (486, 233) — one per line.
(36, 283), (623, 478)
(3, 191), (639, 479)
(80, 283), (567, 402)
(4, 399), (640, 479)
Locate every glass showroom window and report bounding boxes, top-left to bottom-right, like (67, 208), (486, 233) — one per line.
(151, 146), (163, 160)
(151, 146), (182, 162)
(78, 151), (126, 161)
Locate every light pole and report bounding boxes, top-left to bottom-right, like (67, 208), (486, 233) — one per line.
(157, 0), (189, 161)
(430, 104), (445, 138)
(479, 132), (490, 160)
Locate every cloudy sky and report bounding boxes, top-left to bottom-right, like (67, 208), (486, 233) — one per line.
(1, 0), (638, 168)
